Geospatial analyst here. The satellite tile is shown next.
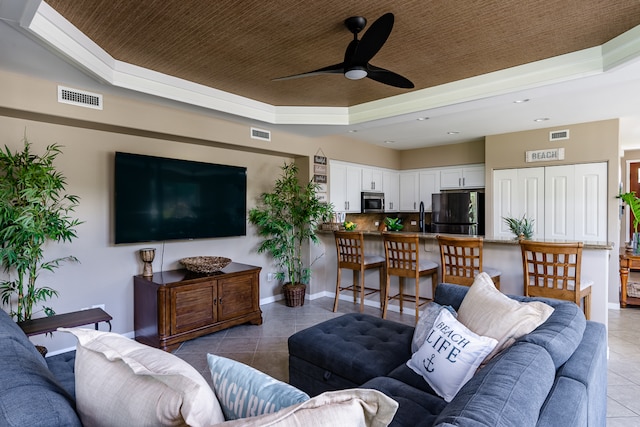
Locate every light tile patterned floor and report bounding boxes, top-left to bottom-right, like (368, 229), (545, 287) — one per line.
(173, 297), (640, 425)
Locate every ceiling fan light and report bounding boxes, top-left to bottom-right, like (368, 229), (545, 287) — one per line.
(345, 66), (367, 80)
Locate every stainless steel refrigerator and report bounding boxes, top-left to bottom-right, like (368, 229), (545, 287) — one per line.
(431, 191), (485, 235)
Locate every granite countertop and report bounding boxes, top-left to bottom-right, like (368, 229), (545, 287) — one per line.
(319, 229), (613, 250)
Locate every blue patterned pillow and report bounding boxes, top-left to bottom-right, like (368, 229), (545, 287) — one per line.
(207, 353), (309, 420)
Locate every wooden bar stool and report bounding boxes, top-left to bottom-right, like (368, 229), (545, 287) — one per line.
(382, 233), (438, 322)
(437, 235), (501, 289)
(333, 231), (385, 313)
(520, 241), (592, 319)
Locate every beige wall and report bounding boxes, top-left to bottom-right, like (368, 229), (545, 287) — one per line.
(399, 139), (485, 170)
(486, 119), (621, 305)
(0, 68), (402, 352)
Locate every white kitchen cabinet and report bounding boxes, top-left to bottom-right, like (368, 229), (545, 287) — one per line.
(329, 161), (362, 213)
(419, 169), (440, 211)
(399, 171), (419, 211)
(361, 167), (383, 192)
(383, 170), (400, 211)
(440, 165), (485, 189)
(492, 163), (606, 241)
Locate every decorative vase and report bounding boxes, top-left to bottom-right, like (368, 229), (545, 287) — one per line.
(139, 248), (156, 277)
(634, 233), (640, 255)
(283, 283), (306, 307)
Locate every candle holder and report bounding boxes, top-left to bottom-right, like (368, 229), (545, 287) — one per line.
(139, 248), (156, 277)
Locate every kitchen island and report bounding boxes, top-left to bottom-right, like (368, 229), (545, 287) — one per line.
(313, 231), (612, 327)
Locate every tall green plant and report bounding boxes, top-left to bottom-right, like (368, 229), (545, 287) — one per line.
(248, 162), (333, 285)
(619, 192), (640, 234)
(0, 138), (82, 321)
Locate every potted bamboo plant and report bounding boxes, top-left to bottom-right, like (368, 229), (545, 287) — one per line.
(619, 191), (640, 253)
(248, 162), (333, 307)
(0, 138), (82, 321)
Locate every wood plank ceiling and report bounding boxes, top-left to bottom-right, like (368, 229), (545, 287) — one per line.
(45, 0), (640, 107)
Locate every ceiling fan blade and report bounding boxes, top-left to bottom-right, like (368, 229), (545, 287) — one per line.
(273, 63), (344, 81)
(351, 13), (394, 65)
(367, 65), (414, 88)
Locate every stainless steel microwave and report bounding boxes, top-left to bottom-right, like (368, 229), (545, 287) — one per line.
(361, 192), (385, 213)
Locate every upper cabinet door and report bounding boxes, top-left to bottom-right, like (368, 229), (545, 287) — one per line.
(399, 171), (419, 211)
(383, 170), (400, 211)
(419, 170), (440, 211)
(440, 168), (463, 189)
(361, 167), (383, 192)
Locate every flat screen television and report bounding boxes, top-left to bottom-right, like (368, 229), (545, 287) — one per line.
(114, 152), (247, 244)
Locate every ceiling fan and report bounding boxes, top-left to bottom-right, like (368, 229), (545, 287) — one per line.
(274, 13), (414, 89)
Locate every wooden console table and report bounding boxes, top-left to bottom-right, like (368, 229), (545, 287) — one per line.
(134, 262), (262, 352)
(17, 308), (112, 336)
(619, 249), (640, 307)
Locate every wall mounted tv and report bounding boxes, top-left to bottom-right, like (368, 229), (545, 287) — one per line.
(114, 152), (247, 244)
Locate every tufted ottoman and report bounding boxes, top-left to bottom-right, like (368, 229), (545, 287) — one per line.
(288, 313), (414, 396)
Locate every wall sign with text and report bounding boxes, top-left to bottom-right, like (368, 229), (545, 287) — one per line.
(525, 147), (565, 163)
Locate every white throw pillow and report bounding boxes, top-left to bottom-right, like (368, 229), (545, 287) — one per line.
(59, 327), (224, 427)
(457, 272), (555, 362)
(406, 309), (497, 402)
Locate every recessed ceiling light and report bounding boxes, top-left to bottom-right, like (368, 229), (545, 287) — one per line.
(384, 140), (395, 144)
(417, 117), (429, 121)
(534, 118), (550, 122)
(447, 131), (460, 135)
(513, 99), (530, 103)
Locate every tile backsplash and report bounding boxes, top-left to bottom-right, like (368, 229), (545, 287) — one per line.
(341, 212), (432, 232)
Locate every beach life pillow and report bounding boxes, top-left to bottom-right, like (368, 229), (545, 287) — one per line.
(207, 353), (310, 420)
(59, 327), (224, 427)
(457, 272), (554, 362)
(407, 309), (497, 402)
(412, 302), (458, 353)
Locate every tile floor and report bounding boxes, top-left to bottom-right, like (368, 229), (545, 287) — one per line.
(173, 297), (640, 426)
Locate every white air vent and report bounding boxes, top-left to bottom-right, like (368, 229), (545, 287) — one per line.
(549, 129), (569, 141)
(251, 127), (271, 141)
(57, 86), (103, 110)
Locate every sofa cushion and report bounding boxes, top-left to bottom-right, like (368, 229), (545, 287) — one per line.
(361, 376), (446, 427)
(60, 327), (224, 427)
(207, 353), (309, 420)
(411, 302), (457, 353)
(46, 350), (76, 398)
(514, 300), (585, 369)
(215, 389), (398, 427)
(0, 335), (82, 427)
(433, 342), (556, 427)
(537, 376), (588, 427)
(288, 313), (414, 386)
(457, 272), (554, 362)
(407, 309), (497, 402)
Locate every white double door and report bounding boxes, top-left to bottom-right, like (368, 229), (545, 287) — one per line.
(493, 162), (607, 241)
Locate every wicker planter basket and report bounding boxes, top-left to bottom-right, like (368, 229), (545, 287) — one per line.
(283, 283), (306, 307)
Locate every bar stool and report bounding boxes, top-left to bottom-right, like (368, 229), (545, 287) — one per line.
(382, 233), (438, 322)
(333, 231), (385, 313)
(520, 240), (592, 319)
(437, 235), (501, 289)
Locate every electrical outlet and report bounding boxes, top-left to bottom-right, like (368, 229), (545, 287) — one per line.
(411, 220), (417, 225)
(267, 273), (274, 282)
(374, 221), (380, 226)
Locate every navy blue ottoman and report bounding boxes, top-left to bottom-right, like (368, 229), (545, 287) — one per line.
(288, 313), (414, 396)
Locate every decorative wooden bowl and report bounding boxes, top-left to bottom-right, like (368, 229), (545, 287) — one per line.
(179, 256), (232, 273)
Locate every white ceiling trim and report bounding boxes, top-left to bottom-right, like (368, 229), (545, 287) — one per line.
(10, 0), (640, 129)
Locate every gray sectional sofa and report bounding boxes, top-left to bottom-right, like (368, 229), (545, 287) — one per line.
(289, 283), (607, 427)
(0, 306), (81, 426)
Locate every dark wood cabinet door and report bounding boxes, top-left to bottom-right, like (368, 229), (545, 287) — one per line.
(170, 281), (217, 334)
(218, 273), (258, 321)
